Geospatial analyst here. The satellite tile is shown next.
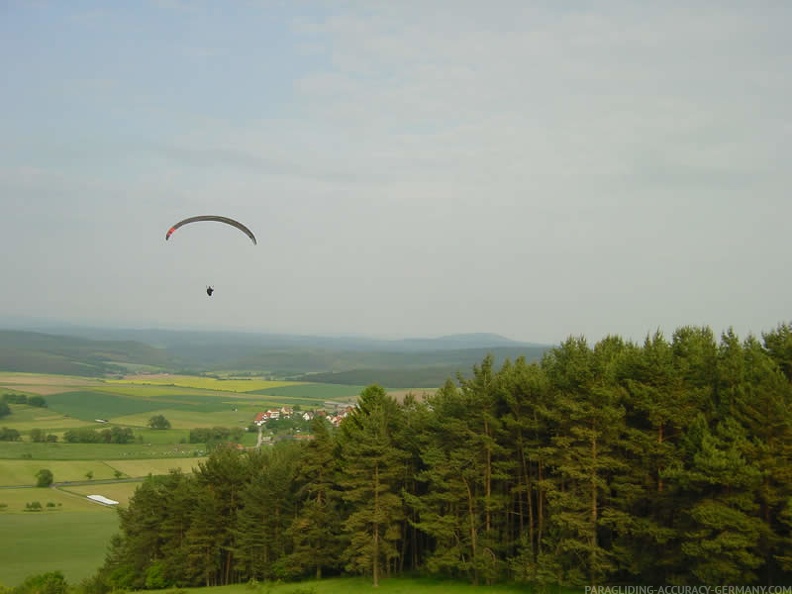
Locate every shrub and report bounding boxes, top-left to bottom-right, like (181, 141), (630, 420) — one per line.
(28, 395), (47, 408)
(16, 571), (68, 594)
(35, 468), (54, 487)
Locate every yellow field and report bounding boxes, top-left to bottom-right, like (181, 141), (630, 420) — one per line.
(95, 384), (215, 397)
(106, 374), (302, 393)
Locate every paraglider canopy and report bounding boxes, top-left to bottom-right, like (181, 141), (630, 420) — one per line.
(165, 215), (257, 245)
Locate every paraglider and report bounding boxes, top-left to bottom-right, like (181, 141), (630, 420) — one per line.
(165, 215), (257, 245)
(165, 215), (256, 297)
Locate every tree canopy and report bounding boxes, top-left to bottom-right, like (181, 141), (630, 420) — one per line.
(93, 324), (792, 589)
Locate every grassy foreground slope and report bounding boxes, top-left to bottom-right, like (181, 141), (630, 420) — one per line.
(101, 577), (551, 594)
(0, 483), (121, 587)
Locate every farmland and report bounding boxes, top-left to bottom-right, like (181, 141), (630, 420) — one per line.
(104, 373), (299, 392)
(0, 330), (550, 587)
(0, 371), (377, 586)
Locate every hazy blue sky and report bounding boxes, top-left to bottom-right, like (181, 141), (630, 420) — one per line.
(1, 0), (790, 344)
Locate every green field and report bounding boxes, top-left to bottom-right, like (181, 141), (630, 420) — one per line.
(0, 440), (205, 460)
(0, 372), (373, 587)
(0, 404), (93, 431)
(101, 456), (207, 478)
(0, 486), (106, 513)
(59, 480), (143, 506)
(44, 390), (239, 421)
(148, 577), (548, 594)
(0, 506), (118, 586)
(0, 456), (207, 486)
(0, 459), (118, 485)
(112, 407), (258, 429)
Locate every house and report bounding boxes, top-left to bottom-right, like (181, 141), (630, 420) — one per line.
(254, 408), (282, 426)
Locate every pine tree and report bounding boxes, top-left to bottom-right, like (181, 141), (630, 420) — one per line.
(666, 415), (765, 584)
(190, 445), (250, 585)
(538, 336), (628, 586)
(234, 444), (301, 580)
(285, 418), (345, 579)
(337, 385), (409, 586)
(498, 358), (553, 582)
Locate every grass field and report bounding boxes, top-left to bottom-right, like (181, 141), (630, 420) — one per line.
(0, 440), (205, 460)
(147, 577), (554, 594)
(0, 403), (94, 431)
(44, 390), (242, 421)
(0, 507), (118, 587)
(0, 372), (377, 587)
(111, 407), (258, 429)
(60, 480), (144, 505)
(0, 485), (105, 512)
(0, 456), (208, 485)
(0, 459), (119, 485)
(102, 456), (207, 478)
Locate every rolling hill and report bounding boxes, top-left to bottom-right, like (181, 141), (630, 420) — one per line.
(0, 326), (553, 388)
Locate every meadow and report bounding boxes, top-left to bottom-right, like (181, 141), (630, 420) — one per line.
(0, 372), (374, 586)
(139, 577), (554, 594)
(0, 485), (121, 586)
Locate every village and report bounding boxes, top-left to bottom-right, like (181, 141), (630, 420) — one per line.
(250, 402), (357, 444)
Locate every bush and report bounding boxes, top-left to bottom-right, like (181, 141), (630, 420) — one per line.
(35, 468), (54, 487)
(144, 562), (168, 589)
(30, 428), (58, 443)
(148, 414), (171, 430)
(64, 426), (134, 444)
(28, 395), (47, 407)
(0, 427), (20, 441)
(16, 571), (68, 594)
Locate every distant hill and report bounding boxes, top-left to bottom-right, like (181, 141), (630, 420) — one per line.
(0, 330), (173, 376)
(0, 326), (554, 387)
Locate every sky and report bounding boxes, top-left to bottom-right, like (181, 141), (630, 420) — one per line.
(1, 0), (790, 344)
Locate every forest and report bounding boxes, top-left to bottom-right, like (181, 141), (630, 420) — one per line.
(88, 324), (792, 590)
